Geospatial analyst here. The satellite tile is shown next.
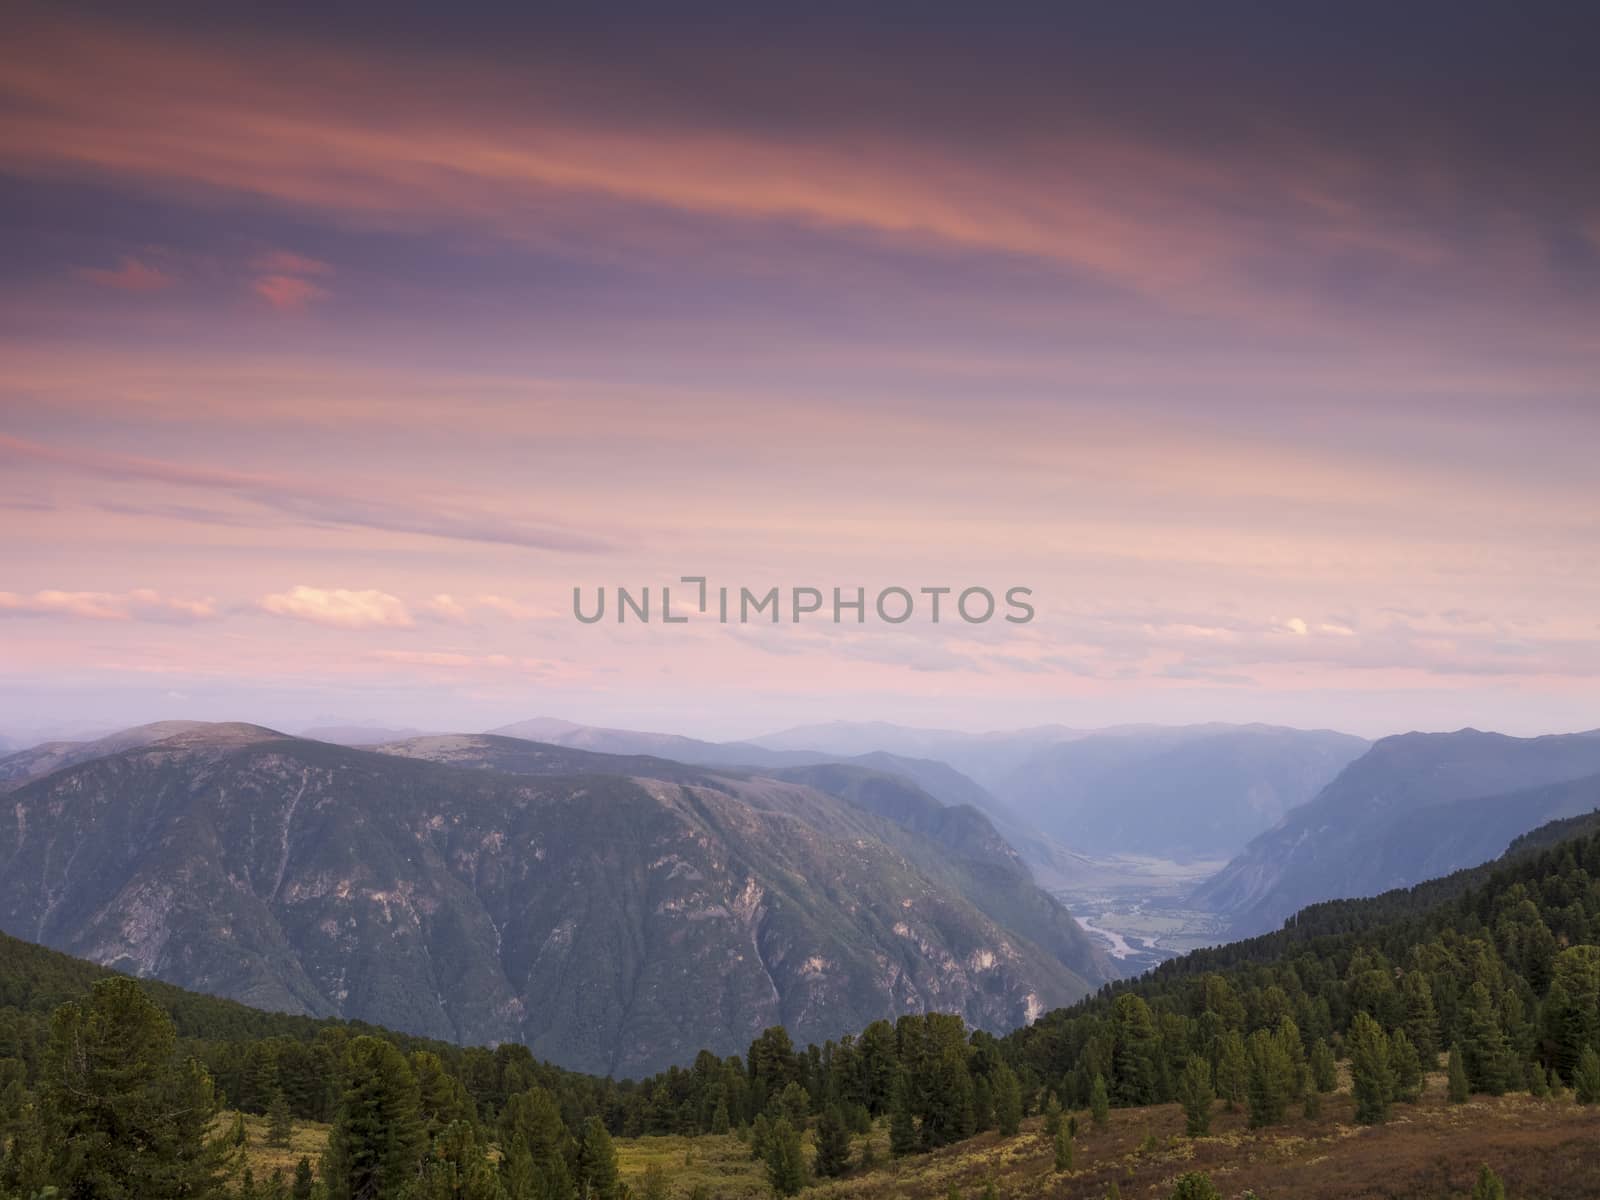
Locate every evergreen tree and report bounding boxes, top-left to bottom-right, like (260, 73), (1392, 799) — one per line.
(1447, 1044), (1470, 1104)
(1052, 1127), (1073, 1173)
(1302, 1086), (1320, 1119)
(774, 1081), (810, 1129)
(1176, 1056), (1214, 1137)
(992, 1065), (1022, 1137)
(1471, 1165), (1506, 1200)
(812, 1106), (852, 1179)
(402, 1121), (503, 1200)
(972, 1075), (994, 1132)
(1308, 1039), (1337, 1093)
(762, 1118), (806, 1197)
(1389, 1030), (1422, 1103)
(1089, 1075), (1110, 1130)
(411, 1051), (471, 1141)
(710, 1092), (731, 1135)
(499, 1136), (539, 1200)
(1244, 1030), (1292, 1128)
(40, 977), (233, 1199)
(1575, 1045), (1600, 1104)
(888, 1072), (918, 1158)
(1215, 1031), (1248, 1111)
(1528, 1062), (1551, 1098)
(292, 1157), (316, 1200)
(1461, 983), (1513, 1095)
(1041, 1094), (1062, 1139)
(1348, 1013), (1394, 1125)
(1167, 1172), (1221, 1200)
(749, 1113), (773, 1162)
(498, 1087), (572, 1200)
(1400, 971), (1439, 1064)
(322, 1036), (426, 1200)
(268, 1090), (295, 1148)
(1109, 996), (1160, 1106)
(574, 1117), (620, 1200)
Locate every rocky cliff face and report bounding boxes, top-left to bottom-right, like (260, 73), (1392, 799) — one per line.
(0, 724), (1099, 1076)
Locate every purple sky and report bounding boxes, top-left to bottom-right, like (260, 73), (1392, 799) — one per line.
(2, 3), (1598, 740)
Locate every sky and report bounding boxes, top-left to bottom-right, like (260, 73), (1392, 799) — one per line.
(2, 2), (1598, 742)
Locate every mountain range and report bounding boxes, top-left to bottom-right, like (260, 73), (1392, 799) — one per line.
(0, 722), (1109, 1076)
(1195, 727), (1600, 935)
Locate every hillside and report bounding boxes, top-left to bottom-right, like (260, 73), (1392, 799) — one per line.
(0, 723), (1101, 1076)
(1195, 728), (1600, 935)
(0, 719), (207, 791)
(750, 721), (1368, 860)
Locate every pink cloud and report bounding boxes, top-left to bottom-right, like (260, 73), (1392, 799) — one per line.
(252, 274), (328, 311)
(76, 256), (174, 292)
(0, 588), (216, 622)
(260, 586), (413, 629)
(254, 250), (333, 276)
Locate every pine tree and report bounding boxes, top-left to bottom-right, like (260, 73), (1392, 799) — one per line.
(1176, 1055), (1214, 1137)
(40, 977), (233, 1199)
(411, 1051), (471, 1140)
(775, 1081), (810, 1129)
(1447, 1044), (1470, 1103)
(812, 1106), (852, 1179)
(888, 1072), (918, 1157)
(1215, 1031), (1248, 1111)
(1244, 1030), (1292, 1128)
(1302, 1086), (1320, 1119)
(1528, 1062), (1551, 1098)
(1348, 1013), (1394, 1125)
(267, 1090), (294, 1148)
(992, 1065), (1022, 1137)
(749, 1112), (773, 1162)
(292, 1157), (316, 1200)
(1575, 1045), (1600, 1104)
(972, 1074), (994, 1131)
(1168, 1172), (1222, 1200)
(403, 1121), (502, 1200)
(1041, 1094), (1062, 1139)
(1461, 983), (1513, 1096)
(763, 1117), (806, 1197)
(1110, 995), (1160, 1106)
(499, 1086), (572, 1200)
(574, 1116), (621, 1200)
(500, 1135), (539, 1200)
(1401, 970), (1439, 1064)
(322, 1036), (425, 1200)
(711, 1091), (731, 1135)
(1471, 1164), (1507, 1200)
(1052, 1126), (1073, 1173)
(1089, 1074), (1110, 1130)
(1389, 1030), (1422, 1103)
(1308, 1039), (1337, 1093)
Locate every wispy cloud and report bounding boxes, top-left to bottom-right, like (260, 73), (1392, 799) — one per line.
(0, 588), (215, 622)
(75, 256), (174, 292)
(0, 433), (617, 554)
